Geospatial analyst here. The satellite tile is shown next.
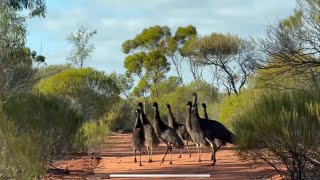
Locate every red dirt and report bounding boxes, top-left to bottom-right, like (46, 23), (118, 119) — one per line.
(46, 133), (282, 180)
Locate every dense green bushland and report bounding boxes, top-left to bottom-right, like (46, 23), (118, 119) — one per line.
(232, 90), (320, 179)
(0, 93), (82, 179)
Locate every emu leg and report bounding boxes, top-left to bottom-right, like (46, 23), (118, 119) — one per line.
(169, 146), (173, 165)
(186, 141), (191, 158)
(178, 149), (182, 158)
(149, 147), (153, 162)
(199, 147), (202, 162)
(134, 149), (137, 163)
(160, 146), (171, 165)
(139, 150), (142, 166)
(196, 144), (201, 162)
(147, 146), (152, 163)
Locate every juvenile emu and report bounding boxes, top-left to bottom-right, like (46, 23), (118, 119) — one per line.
(137, 102), (159, 163)
(131, 109), (145, 166)
(152, 102), (184, 165)
(166, 104), (192, 158)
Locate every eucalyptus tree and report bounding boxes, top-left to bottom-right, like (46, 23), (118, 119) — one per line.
(122, 25), (171, 98)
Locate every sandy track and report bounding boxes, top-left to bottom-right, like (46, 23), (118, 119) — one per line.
(47, 133), (281, 179)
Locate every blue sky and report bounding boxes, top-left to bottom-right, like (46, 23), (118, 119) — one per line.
(26, 0), (296, 77)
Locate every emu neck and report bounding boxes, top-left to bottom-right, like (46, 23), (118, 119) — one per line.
(154, 107), (167, 132)
(192, 95), (199, 112)
(134, 113), (143, 130)
(190, 105), (202, 131)
(185, 105), (192, 132)
(167, 108), (178, 128)
(203, 107), (209, 119)
(140, 110), (150, 125)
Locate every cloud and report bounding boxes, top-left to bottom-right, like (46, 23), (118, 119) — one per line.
(26, 0), (296, 77)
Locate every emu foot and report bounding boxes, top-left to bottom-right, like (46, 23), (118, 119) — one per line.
(169, 161), (173, 165)
(148, 159), (153, 163)
(178, 155), (181, 158)
(189, 154), (192, 158)
(139, 163), (143, 166)
(197, 159), (202, 162)
(160, 159), (164, 165)
(134, 158), (137, 163)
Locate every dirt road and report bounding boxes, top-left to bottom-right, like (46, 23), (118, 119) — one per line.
(47, 133), (281, 179)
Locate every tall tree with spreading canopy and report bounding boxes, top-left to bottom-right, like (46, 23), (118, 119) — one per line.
(190, 33), (257, 95)
(165, 25), (198, 83)
(66, 26), (97, 68)
(122, 25), (171, 98)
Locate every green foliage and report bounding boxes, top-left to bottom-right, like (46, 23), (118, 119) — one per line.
(66, 26), (97, 68)
(103, 99), (136, 132)
(34, 68), (121, 120)
(232, 90), (320, 179)
(75, 120), (109, 153)
(35, 64), (72, 81)
(0, 93), (82, 179)
(122, 25), (172, 98)
(217, 89), (262, 126)
(157, 80), (219, 122)
(2, 0), (46, 17)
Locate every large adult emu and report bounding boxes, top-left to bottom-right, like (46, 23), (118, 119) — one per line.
(190, 93), (235, 165)
(131, 109), (145, 166)
(185, 101), (209, 162)
(152, 102), (184, 165)
(137, 102), (159, 162)
(166, 104), (192, 158)
(201, 102), (225, 160)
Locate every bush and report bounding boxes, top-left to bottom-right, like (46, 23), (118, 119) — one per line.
(217, 89), (262, 126)
(75, 120), (110, 153)
(34, 68), (121, 120)
(157, 80), (219, 123)
(103, 99), (136, 132)
(232, 90), (320, 179)
(0, 93), (82, 179)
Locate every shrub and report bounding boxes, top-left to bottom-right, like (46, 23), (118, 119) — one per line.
(232, 90), (320, 179)
(75, 120), (110, 153)
(217, 89), (262, 126)
(34, 68), (121, 120)
(103, 99), (136, 132)
(0, 93), (82, 179)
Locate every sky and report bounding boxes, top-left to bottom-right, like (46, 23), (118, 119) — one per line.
(26, 0), (296, 76)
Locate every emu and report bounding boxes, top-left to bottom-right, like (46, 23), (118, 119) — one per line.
(137, 102), (159, 163)
(191, 93), (235, 165)
(201, 102), (224, 161)
(131, 109), (145, 166)
(185, 101), (209, 162)
(166, 104), (192, 158)
(152, 102), (184, 165)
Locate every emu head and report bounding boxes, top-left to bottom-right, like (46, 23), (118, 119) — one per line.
(152, 102), (158, 108)
(201, 103), (206, 108)
(137, 102), (143, 109)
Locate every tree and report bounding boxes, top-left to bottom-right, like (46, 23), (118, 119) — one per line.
(180, 35), (206, 82)
(1, 0), (46, 17)
(34, 68), (121, 120)
(257, 0), (320, 91)
(165, 25), (198, 84)
(66, 26), (97, 68)
(193, 33), (257, 95)
(122, 25), (171, 98)
(0, 4), (45, 104)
